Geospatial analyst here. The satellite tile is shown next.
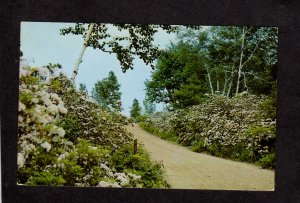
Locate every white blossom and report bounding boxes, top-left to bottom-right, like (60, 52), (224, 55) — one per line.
(50, 93), (61, 102)
(128, 173), (141, 181)
(50, 126), (65, 137)
(18, 115), (24, 122)
(36, 67), (49, 78)
(19, 68), (30, 77)
(98, 181), (121, 188)
(31, 98), (39, 104)
(41, 141), (51, 152)
(48, 104), (59, 115)
(115, 173), (129, 186)
(17, 153), (25, 168)
(18, 102), (26, 112)
(58, 103), (68, 114)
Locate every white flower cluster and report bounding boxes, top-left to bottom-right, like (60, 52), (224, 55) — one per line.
(100, 163), (114, 177)
(18, 66), (72, 168)
(99, 163), (141, 187)
(114, 172), (130, 186)
(145, 94), (276, 156)
(98, 181), (121, 188)
(41, 141), (52, 152)
(17, 153), (25, 168)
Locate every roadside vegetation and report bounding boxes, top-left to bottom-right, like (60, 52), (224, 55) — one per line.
(18, 24), (277, 189)
(139, 26), (277, 169)
(17, 64), (169, 188)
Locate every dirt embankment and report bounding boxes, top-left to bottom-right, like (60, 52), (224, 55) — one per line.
(126, 124), (274, 191)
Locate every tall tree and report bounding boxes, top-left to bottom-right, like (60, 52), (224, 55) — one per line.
(60, 23), (178, 82)
(130, 99), (142, 119)
(143, 96), (156, 115)
(145, 26), (278, 109)
(91, 71), (122, 112)
(79, 83), (88, 96)
(145, 41), (207, 109)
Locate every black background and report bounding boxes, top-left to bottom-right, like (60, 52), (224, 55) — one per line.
(1, 0), (300, 202)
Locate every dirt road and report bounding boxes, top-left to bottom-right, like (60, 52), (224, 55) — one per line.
(126, 124), (274, 190)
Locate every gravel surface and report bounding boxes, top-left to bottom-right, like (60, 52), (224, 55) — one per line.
(126, 124), (275, 190)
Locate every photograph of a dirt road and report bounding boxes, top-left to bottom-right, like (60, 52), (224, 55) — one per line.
(126, 124), (274, 191)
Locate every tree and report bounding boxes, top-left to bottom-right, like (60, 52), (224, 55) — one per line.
(130, 99), (142, 119)
(145, 26), (278, 109)
(79, 83), (88, 96)
(43, 63), (62, 75)
(91, 71), (122, 112)
(143, 96), (156, 115)
(60, 23), (178, 82)
(145, 41), (207, 109)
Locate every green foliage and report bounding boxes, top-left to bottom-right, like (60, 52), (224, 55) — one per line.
(43, 63), (62, 74)
(110, 144), (169, 188)
(60, 23), (178, 72)
(258, 96), (276, 120)
(49, 74), (132, 148)
(92, 71), (122, 112)
(139, 122), (179, 143)
(256, 153), (275, 169)
(56, 113), (81, 142)
(191, 140), (207, 153)
(130, 99), (142, 119)
(26, 171), (66, 186)
(79, 83), (88, 96)
(135, 115), (148, 123)
(145, 42), (207, 109)
(18, 66), (169, 188)
(142, 94), (276, 168)
(146, 26), (278, 109)
(143, 95), (156, 115)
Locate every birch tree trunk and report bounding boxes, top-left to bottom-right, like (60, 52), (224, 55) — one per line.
(226, 66), (235, 97)
(243, 72), (248, 92)
(222, 71), (228, 96)
(205, 64), (214, 95)
(71, 23), (95, 82)
(227, 79), (233, 97)
(235, 27), (246, 96)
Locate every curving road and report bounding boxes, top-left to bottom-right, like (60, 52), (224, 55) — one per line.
(126, 124), (275, 191)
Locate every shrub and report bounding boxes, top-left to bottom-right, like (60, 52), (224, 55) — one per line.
(48, 74), (133, 148)
(142, 94), (276, 168)
(18, 65), (170, 188)
(256, 153), (275, 169)
(110, 144), (169, 188)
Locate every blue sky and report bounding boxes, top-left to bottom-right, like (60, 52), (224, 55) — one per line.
(20, 22), (177, 116)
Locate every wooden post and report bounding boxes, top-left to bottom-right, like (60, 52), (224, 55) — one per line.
(133, 139), (138, 154)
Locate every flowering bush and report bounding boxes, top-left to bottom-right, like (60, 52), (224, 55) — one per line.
(18, 65), (169, 187)
(48, 74), (132, 148)
(18, 66), (74, 184)
(141, 94), (276, 168)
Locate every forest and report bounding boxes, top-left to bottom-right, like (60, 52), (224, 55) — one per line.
(17, 23), (277, 188)
(139, 26), (277, 168)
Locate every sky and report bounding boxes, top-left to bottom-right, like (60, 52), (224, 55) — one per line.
(20, 22), (177, 116)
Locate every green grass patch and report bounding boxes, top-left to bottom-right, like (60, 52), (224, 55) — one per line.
(139, 122), (179, 143)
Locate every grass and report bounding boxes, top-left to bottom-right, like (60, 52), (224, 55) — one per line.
(138, 122), (275, 169)
(139, 122), (179, 143)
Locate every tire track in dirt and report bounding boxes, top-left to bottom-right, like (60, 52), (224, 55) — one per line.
(126, 124), (274, 190)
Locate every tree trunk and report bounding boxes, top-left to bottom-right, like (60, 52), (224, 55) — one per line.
(205, 64), (214, 95)
(227, 79), (233, 97)
(226, 66), (235, 97)
(222, 79), (227, 96)
(71, 23), (95, 82)
(235, 27), (246, 96)
(243, 72), (248, 92)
